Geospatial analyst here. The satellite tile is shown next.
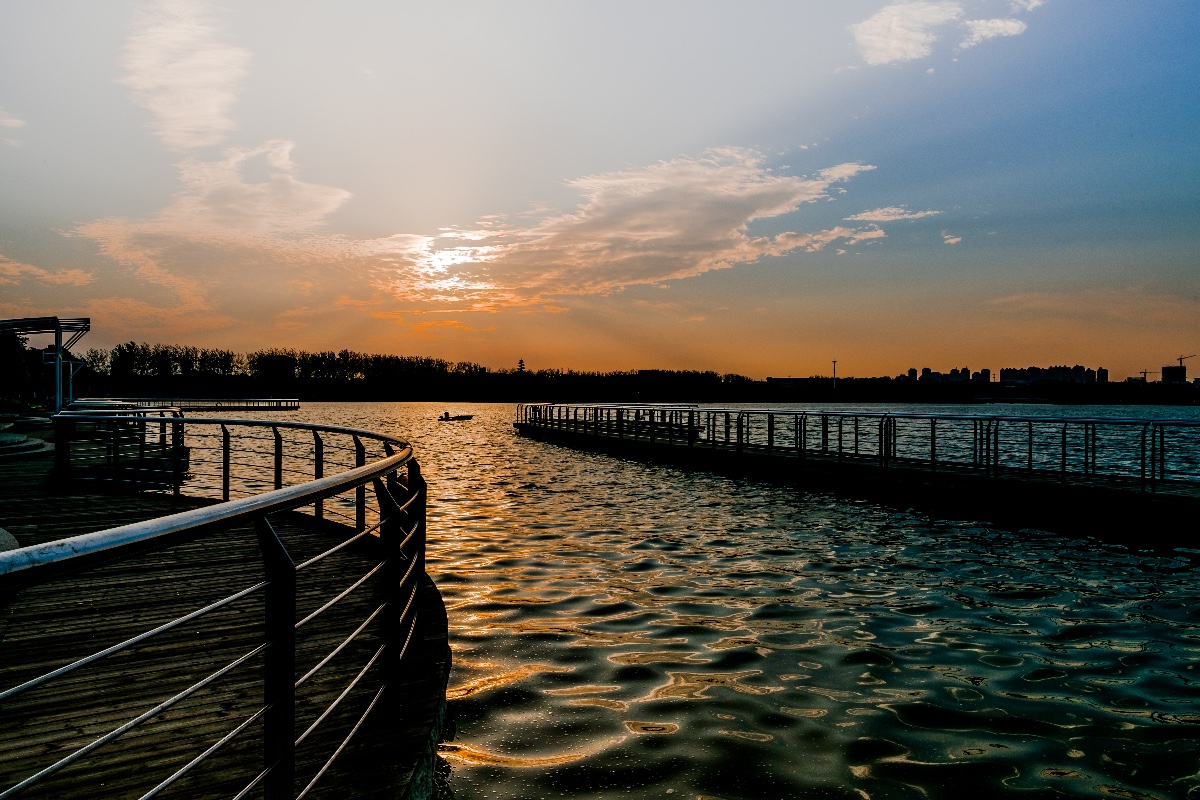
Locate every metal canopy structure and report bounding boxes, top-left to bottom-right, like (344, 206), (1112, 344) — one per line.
(0, 317), (91, 412)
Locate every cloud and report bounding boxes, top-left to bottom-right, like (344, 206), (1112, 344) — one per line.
(959, 18), (1028, 49)
(0, 252), (95, 286)
(942, 232), (962, 244)
(851, 2), (963, 65)
(0, 107), (25, 128)
(986, 287), (1200, 327)
(120, 0), (251, 151)
(0, 106), (26, 146)
(845, 206), (941, 222)
(1010, 0), (1044, 10)
(72, 145), (884, 338)
(377, 148), (881, 308)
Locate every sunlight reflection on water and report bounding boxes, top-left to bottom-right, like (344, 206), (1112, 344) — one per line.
(270, 402), (1200, 800)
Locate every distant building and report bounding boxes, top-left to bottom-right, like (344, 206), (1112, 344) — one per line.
(999, 365), (1099, 385)
(1097, 368), (1108, 384)
(1162, 365), (1187, 383)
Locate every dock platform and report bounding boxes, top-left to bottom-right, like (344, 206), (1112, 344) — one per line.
(0, 418), (448, 799)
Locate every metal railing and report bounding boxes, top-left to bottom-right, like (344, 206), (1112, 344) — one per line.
(81, 397), (302, 411)
(516, 403), (1200, 496)
(0, 414), (427, 799)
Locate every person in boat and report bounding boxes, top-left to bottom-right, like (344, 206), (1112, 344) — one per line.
(440, 411), (450, 421)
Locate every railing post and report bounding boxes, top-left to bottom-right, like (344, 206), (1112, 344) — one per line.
(617, 409), (624, 440)
(821, 415), (828, 452)
(837, 417), (843, 463)
(313, 430), (324, 520)
(1028, 421), (1034, 472)
(1061, 424), (1068, 484)
(255, 517), (296, 800)
(767, 413), (774, 455)
(1140, 425), (1147, 491)
(993, 421), (1000, 476)
(273, 426), (283, 491)
(354, 436), (366, 531)
(374, 475), (403, 680)
(53, 414), (73, 479)
(800, 415), (807, 461)
(736, 414), (744, 453)
(930, 418), (937, 473)
(221, 425), (230, 501)
(688, 410), (696, 447)
(854, 417), (860, 454)
(171, 417), (184, 496)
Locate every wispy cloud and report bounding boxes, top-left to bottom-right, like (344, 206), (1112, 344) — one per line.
(986, 287), (1200, 327)
(379, 149), (881, 308)
(845, 205), (941, 222)
(942, 232), (962, 244)
(959, 18), (1027, 49)
(1010, 0), (1044, 11)
(0, 106), (26, 147)
(0, 252), (95, 286)
(120, 0), (251, 151)
(0, 107), (25, 128)
(73, 145), (886, 328)
(851, 2), (963, 65)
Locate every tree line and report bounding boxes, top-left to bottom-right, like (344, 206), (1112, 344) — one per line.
(1, 337), (761, 406)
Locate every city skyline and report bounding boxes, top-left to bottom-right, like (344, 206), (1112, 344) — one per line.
(1, 1), (1197, 380)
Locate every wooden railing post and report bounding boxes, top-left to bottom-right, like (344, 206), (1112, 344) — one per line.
(736, 414), (743, 453)
(354, 436), (366, 531)
(313, 430), (324, 520)
(767, 413), (774, 455)
(256, 517), (296, 800)
(221, 425), (230, 501)
(273, 426), (283, 491)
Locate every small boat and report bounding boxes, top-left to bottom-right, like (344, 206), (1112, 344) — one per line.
(438, 412), (473, 422)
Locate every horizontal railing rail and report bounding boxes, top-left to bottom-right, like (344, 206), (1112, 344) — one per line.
(0, 415), (428, 800)
(516, 403), (1200, 496)
(79, 397), (302, 411)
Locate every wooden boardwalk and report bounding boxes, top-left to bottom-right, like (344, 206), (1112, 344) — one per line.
(0, 446), (449, 799)
(516, 418), (1200, 543)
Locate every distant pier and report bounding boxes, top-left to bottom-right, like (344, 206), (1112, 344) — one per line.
(80, 397), (302, 412)
(515, 404), (1200, 542)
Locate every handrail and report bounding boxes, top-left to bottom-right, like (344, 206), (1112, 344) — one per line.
(0, 416), (411, 584)
(0, 413), (431, 800)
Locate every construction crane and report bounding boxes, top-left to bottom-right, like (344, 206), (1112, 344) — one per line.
(1139, 369), (1160, 381)
(1177, 354), (1196, 366)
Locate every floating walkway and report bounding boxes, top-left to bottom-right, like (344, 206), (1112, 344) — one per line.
(0, 414), (448, 799)
(515, 404), (1200, 541)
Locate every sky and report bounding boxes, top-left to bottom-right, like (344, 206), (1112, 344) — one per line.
(1, 0), (1197, 380)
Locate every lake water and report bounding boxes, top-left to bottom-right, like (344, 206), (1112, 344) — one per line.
(273, 402), (1200, 800)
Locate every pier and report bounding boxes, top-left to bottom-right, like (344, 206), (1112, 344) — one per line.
(83, 398), (303, 412)
(515, 404), (1200, 540)
(0, 413), (449, 799)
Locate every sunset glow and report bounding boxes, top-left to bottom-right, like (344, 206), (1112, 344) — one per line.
(2, 1), (1197, 378)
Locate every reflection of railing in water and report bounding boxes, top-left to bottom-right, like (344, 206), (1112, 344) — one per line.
(1, 414), (430, 799)
(516, 403), (1200, 497)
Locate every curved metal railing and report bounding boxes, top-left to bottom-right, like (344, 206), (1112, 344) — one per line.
(0, 414), (428, 799)
(516, 403), (1200, 496)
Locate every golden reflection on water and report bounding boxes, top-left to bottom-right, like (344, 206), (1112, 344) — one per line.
(277, 404), (1200, 800)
